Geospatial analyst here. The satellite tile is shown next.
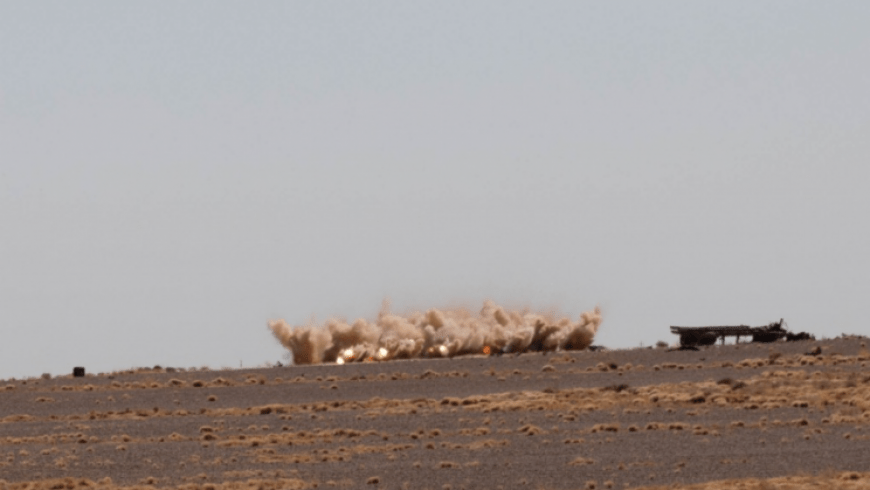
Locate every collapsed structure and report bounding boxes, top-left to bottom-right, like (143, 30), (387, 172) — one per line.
(269, 301), (602, 365)
(671, 318), (815, 348)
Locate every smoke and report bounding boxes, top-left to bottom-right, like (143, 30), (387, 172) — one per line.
(269, 301), (602, 365)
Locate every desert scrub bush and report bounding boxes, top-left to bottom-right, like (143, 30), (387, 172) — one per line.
(569, 457), (595, 466)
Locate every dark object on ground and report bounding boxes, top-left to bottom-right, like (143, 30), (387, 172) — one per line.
(787, 332), (815, 341)
(671, 319), (806, 348)
(603, 383), (630, 393)
(806, 346), (822, 356)
(677, 331), (718, 347)
(588, 345), (607, 352)
(73, 367), (85, 377)
(750, 319), (788, 343)
(752, 330), (783, 343)
(730, 381), (747, 390)
(668, 345), (699, 352)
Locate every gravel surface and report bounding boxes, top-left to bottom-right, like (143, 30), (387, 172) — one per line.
(1, 337), (868, 489)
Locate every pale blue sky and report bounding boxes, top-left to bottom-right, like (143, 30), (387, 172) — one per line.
(2, 2), (868, 379)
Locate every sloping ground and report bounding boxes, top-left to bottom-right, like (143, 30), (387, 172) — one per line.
(1, 337), (868, 489)
(638, 471), (870, 490)
(3, 472), (870, 490)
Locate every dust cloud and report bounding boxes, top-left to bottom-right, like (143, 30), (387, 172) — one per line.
(269, 301), (602, 365)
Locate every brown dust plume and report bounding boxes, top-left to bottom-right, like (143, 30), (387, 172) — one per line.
(268, 301), (602, 365)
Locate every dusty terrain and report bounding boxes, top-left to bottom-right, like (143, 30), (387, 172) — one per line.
(2, 337), (870, 489)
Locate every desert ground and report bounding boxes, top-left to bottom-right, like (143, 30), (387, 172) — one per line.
(2, 337), (870, 489)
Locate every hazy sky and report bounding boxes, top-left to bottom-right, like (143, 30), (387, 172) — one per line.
(2, 2), (868, 379)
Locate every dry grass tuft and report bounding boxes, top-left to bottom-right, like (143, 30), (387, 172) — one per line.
(591, 423), (619, 433)
(570, 457), (595, 466)
(518, 424), (544, 435)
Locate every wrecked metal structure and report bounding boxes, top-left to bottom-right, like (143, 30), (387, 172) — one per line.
(671, 319), (813, 348)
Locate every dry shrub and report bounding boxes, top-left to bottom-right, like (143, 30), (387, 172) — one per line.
(518, 424), (544, 435)
(591, 424), (619, 433)
(570, 457), (595, 466)
(440, 397), (461, 406)
(2, 414), (34, 423)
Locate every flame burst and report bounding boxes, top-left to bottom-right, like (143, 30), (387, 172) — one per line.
(268, 300), (602, 365)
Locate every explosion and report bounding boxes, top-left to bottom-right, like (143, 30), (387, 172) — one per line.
(269, 301), (602, 365)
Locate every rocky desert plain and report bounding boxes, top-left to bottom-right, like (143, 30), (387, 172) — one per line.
(2, 337), (870, 490)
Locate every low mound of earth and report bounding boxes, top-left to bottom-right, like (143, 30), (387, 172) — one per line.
(2, 337), (869, 489)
